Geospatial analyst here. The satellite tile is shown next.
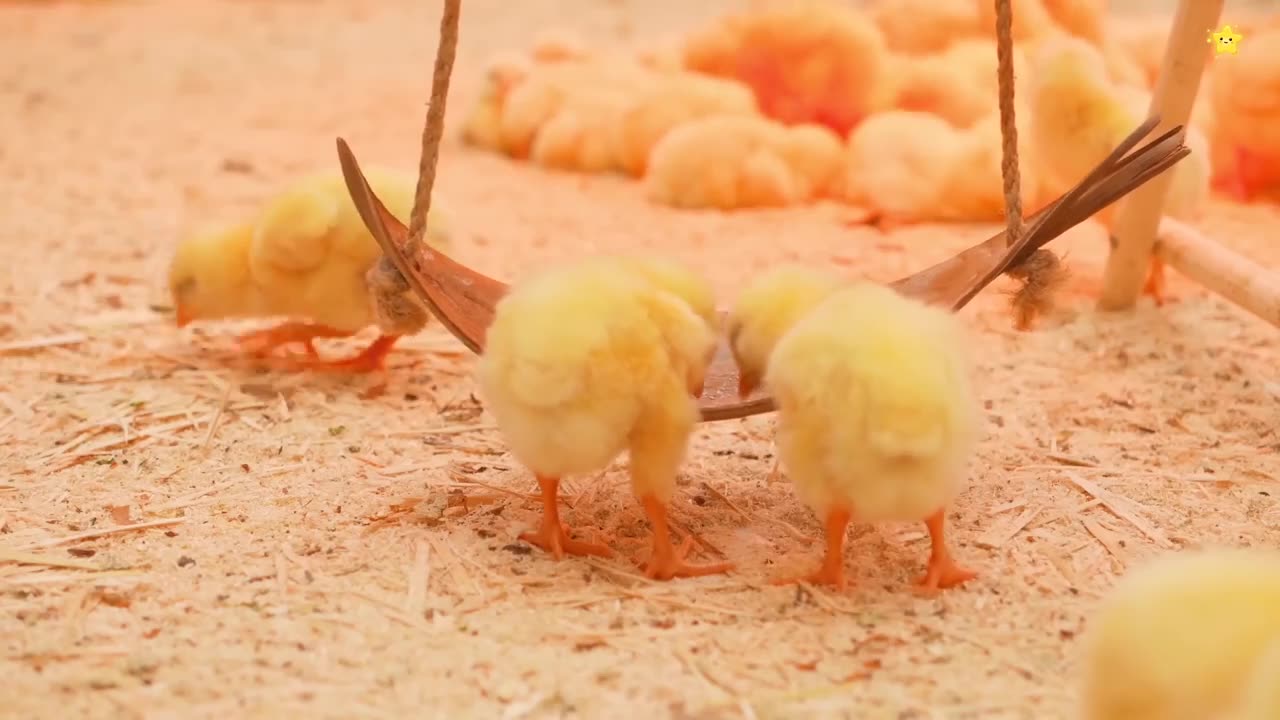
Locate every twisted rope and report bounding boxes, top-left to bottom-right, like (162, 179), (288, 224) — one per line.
(406, 0), (462, 259)
(994, 0), (1024, 246)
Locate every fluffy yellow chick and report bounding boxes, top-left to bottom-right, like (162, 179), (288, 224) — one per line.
(645, 114), (844, 210)
(841, 110), (963, 226)
(727, 266), (980, 591)
(1081, 548), (1280, 720)
(169, 168), (450, 372)
(1208, 23), (1280, 202)
(887, 39), (1028, 128)
(934, 110), (1046, 222)
(1237, 639), (1280, 720)
(681, 0), (889, 136)
(610, 71), (759, 177)
(477, 256), (729, 580)
(1028, 35), (1210, 303)
(1040, 0), (1107, 46)
(498, 59), (656, 161)
(461, 51), (532, 152)
(870, 0), (980, 56)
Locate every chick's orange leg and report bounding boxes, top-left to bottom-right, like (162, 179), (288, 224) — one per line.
(302, 334), (401, 373)
(1141, 256), (1166, 306)
(639, 495), (733, 580)
(772, 506), (851, 590)
(916, 509), (977, 591)
(236, 321), (353, 358)
(519, 476), (613, 560)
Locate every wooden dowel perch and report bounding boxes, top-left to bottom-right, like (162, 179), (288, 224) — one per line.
(1098, 0), (1223, 310)
(1156, 219), (1280, 327)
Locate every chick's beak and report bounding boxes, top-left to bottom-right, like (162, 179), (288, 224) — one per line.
(737, 371), (760, 399)
(692, 379), (705, 399)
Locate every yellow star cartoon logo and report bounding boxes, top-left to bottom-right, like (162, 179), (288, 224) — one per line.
(1208, 24), (1244, 56)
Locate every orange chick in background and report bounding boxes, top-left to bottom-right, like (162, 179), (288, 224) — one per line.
(869, 0), (979, 56)
(477, 257), (731, 580)
(461, 51), (532, 152)
(840, 110), (963, 227)
(934, 110), (1047, 222)
(681, 0), (889, 136)
(1207, 23), (1280, 202)
(644, 114), (844, 210)
(727, 267), (980, 591)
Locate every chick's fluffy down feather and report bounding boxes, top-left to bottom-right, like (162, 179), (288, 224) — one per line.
(477, 258), (715, 500)
(764, 279), (979, 522)
(169, 167), (448, 334)
(1081, 548), (1280, 720)
(646, 114), (843, 210)
(841, 110), (962, 222)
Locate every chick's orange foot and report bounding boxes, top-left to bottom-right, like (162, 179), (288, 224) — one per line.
(236, 321), (354, 357)
(298, 335), (401, 373)
(639, 495), (733, 580)
(773, 506), (851, 590)
(520, 475), (613, 560)
(1142, 257), (1167, 306)
(916, 509), (977, 592)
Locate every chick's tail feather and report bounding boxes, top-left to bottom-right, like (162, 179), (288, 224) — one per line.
(863, 388), (948, 460)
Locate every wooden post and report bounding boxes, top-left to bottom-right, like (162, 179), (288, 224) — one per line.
(1156, 219), (1280, 327)
(1097, 0), (1223, 310)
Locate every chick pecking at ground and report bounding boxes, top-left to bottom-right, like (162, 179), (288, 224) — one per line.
(1208, 23), (1280, 203)
(680, 0), (889, 136)
(840, 110), (964, 227)
(476, 256), (731, 580)
(644, 114), (844, 210)
(726, 266), (980, 591)
(1027, 35), (1210, 304)
(1080, 548), (1280, 720)
(885, 39), (1029, 129)
(168, 168), (449, 372)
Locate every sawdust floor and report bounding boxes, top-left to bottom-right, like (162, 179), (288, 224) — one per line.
(1, 1), (1277, 718)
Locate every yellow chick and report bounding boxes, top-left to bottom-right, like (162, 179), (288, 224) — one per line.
(498, 59), (657, 161)
(1208, 22), (1280, 202)
(168, 168), (449, 372)
(644, 114), (844, 210)
(1237, 639), (1280, 720)
(934, 109), (1046, 222)
(461, 51), (532, 152)
(1040, 0), (1107, 46)
(1081, 548), (1280, 720)
(681, 0), (890, 137)
(477, 256), (730, 580)
(870, 0), (980, 56)
(610, 71), (759, 177)
(840, 110), (963, 226)
(1028, 35), (1210, 303)
(727, 266), (980, 591)
(887, 39), (1029, 128)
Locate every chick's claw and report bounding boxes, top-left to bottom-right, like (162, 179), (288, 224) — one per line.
(236, 321), (353, 357)
(643, 536), (734, 580)
(915, 556), (978, 592)
(297, 335), (400, 374)
(519, 522), (613, 560)
(1142, 257), (1166, 306)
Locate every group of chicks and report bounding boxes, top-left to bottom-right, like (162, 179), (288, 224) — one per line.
(461, 0), (1280, 220)
(168, 174), (1280, 717)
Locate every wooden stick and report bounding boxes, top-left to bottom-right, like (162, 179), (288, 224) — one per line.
(1097, 0), (1222, 310)
(1156, 218), (1280, 327)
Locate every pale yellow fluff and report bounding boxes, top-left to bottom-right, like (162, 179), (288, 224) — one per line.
(477, 257), (717, 503)
(840, 110), (963, 222)
(645, 114), (843, 210)
(1028, 35), (1209, 223)
(728, 266), (979, 523)
(1236, 639), (1280, 720)
(168, 167), (448, 332)
(1081, 548), (1280, 720)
